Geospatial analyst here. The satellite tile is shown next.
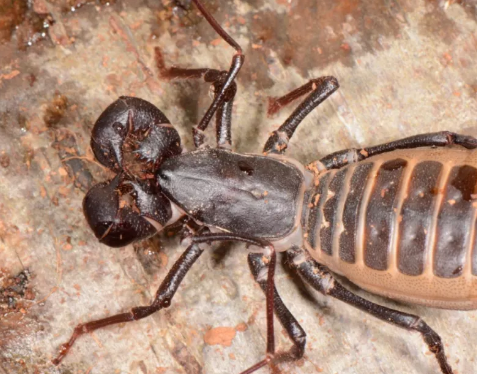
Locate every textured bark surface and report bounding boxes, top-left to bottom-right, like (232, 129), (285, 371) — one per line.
(1, 1), (477, 374)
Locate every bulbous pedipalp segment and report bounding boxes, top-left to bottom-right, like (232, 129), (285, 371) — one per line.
(83, 173), (172, 247)
(91, 96), (182, 176)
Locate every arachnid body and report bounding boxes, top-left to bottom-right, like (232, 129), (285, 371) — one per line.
(50, 1), (477, 373)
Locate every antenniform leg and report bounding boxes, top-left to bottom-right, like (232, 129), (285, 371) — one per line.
(314, 131), (477, 171)
(155, 47), (236, 148)
(52, 243), (204, 365)
(263, 77), (339, 155)
(248, 253), (306, 364)
(286, 248), (454, 374)
(184, 0), (243, 148)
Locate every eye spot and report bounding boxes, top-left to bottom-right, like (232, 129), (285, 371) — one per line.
(113, 122), (127, 135)
(238, 160), (254, 176)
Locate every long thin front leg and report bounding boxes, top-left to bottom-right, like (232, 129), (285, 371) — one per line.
(313, 131), (477, 171)
(263, 76), (339, 155)
(155, 46), (218, 80)
(52, 243), (204, 365)
(248, 253), (306, 362)
(190, 0), (244, 149)
(286, 248), (454, 374)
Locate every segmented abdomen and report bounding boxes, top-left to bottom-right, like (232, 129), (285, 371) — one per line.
(302, 148), (477, 309)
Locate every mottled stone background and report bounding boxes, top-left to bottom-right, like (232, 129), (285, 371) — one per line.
(1, 0), (477, 373)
